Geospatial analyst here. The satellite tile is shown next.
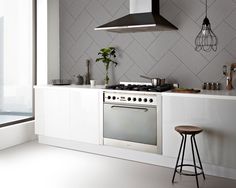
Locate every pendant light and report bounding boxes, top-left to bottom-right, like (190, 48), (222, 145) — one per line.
(195, 0), (217, 52)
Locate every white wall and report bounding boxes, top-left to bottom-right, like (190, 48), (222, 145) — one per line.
(0, 121), (36, 150)
(37, 0), (60, 85)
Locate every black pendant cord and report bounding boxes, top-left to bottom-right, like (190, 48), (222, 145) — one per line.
(205, 0), (208, 18)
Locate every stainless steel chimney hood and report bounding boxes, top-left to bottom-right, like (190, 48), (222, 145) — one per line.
(94, 0), (178, 33)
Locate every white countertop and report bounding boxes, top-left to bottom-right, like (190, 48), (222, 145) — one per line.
(34, 84), (105, 90)
(163, 89), (236, 100)
(34, 85), (236, 100)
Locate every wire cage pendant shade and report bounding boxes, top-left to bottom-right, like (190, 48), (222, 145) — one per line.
(195, 0), (217, 52)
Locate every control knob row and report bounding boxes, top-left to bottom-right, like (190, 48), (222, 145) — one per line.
(127, 97), (154, 103)
(107, 96), (116, 100)
(107, 96), (154, 103)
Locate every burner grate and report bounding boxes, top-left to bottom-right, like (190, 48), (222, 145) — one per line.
(106, 84), (173, 92)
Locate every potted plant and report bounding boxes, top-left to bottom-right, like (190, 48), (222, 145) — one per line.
(96, 47), (117, 85)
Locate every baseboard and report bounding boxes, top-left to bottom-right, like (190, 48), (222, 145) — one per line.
(38, 135), (236, 180)
(0, 121), (36, 150)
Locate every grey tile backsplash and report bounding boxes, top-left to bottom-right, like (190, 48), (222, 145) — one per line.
(60, 0), (236, 88)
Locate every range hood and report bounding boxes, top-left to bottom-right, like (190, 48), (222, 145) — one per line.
(94, 0), (178, 33)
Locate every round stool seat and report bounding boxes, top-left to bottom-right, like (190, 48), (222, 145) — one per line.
(175, 125), (203, 135)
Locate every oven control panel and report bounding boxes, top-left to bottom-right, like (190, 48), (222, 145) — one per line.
(104, 92), (158, 105)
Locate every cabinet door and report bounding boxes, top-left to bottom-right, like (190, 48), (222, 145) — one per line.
(162, 95), (236, 168)
(35, 88), (70, 139)
(69, 89), (101, 144)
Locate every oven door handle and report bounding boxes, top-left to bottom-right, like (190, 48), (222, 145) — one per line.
(111, 105), (149, 112)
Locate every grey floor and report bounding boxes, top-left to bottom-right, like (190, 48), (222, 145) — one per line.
(0, 141), (235, 188)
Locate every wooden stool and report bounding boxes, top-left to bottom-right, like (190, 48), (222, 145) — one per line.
(172, 126), (205, 188)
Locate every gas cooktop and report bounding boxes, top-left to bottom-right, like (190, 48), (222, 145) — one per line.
(105, 83), (173, 92)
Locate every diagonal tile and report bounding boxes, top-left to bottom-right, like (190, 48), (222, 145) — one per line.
(59, 4), (75, 30)
(60, 47), (76, 73)
(118, 74), (131, 83)
(198, 50), (234, 82)
(160, 0), (181, 22)
(107, 3), (129, 39)
(85, 42), (105, 74)
(60, 0), (236, 89)
(113, 51), (134, 80)
(69, 33), (93, 61)
(196, 0), (236, 29)
(69, 10), (93, 40)
(61, 65), (73, 80)
(225, 9), (236, 31)
(110, 33), (133, 50)
(148, 51), (182, 78)
(69, 54), (91, 79)
(172, 38), (208, 75)
(225, 38), (236, 58)
(170, 65), (202, 88)
(60, 0), (75, 10)
(148, 31), (181, 62)
(90, 63), (105, 85)
(60, 28), (75, 51)
(131, 32), (156, 49)
(125, 64), (147, 82)
(200, 0), (216, 6)
(172, 12), (201, 47)
(126, 41), (157, 73)
(67, 0), (91, 19)
(86, 0), (112, 25)
(86, 21), (113, 48)
(200, 22), (236, 61)
(104, 0), (126, 16)
(172, 0), (205, 21)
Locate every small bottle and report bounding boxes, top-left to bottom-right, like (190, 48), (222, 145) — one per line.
(211, 82), (217, 90)
(205, 82), (212, 90)
(215, 83), (221, 90)
(202, 83), (207, 90)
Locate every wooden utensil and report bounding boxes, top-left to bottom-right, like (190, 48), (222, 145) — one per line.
(172, 88), (201, 93)
(85, 60), (90, 85)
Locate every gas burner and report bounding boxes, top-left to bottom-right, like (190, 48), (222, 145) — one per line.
(106, 83), (173, 92)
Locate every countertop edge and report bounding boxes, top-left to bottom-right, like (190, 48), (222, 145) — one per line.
(34, 85), (236, 100)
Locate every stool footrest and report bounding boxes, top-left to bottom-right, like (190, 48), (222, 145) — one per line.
(172, 131), (206, 188)
(176, 164), (204, 176)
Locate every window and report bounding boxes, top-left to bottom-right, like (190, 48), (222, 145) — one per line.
(0, 0), (35, 127)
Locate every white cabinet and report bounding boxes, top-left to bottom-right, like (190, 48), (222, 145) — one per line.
(35, 87), (101, 145)
(69, 89), (101, 144)
(162, 95), (236, 169)
(35, 88), (69, 140)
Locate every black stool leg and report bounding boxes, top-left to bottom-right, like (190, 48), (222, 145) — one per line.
(193, 135), (206, 180)
(180, 134), (187, 173)
(191, 135), (200, 188)
(172, 134), (184, 183)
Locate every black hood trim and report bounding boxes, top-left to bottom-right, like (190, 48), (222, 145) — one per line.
(95, 0), (178, 32)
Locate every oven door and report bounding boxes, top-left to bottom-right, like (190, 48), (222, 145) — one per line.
(103, 103), (158, 152)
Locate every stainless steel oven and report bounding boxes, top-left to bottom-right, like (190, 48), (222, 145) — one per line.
(103, 91), (162, 153)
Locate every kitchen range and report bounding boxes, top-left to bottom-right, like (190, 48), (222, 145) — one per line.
(103, 82), (172, 153)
